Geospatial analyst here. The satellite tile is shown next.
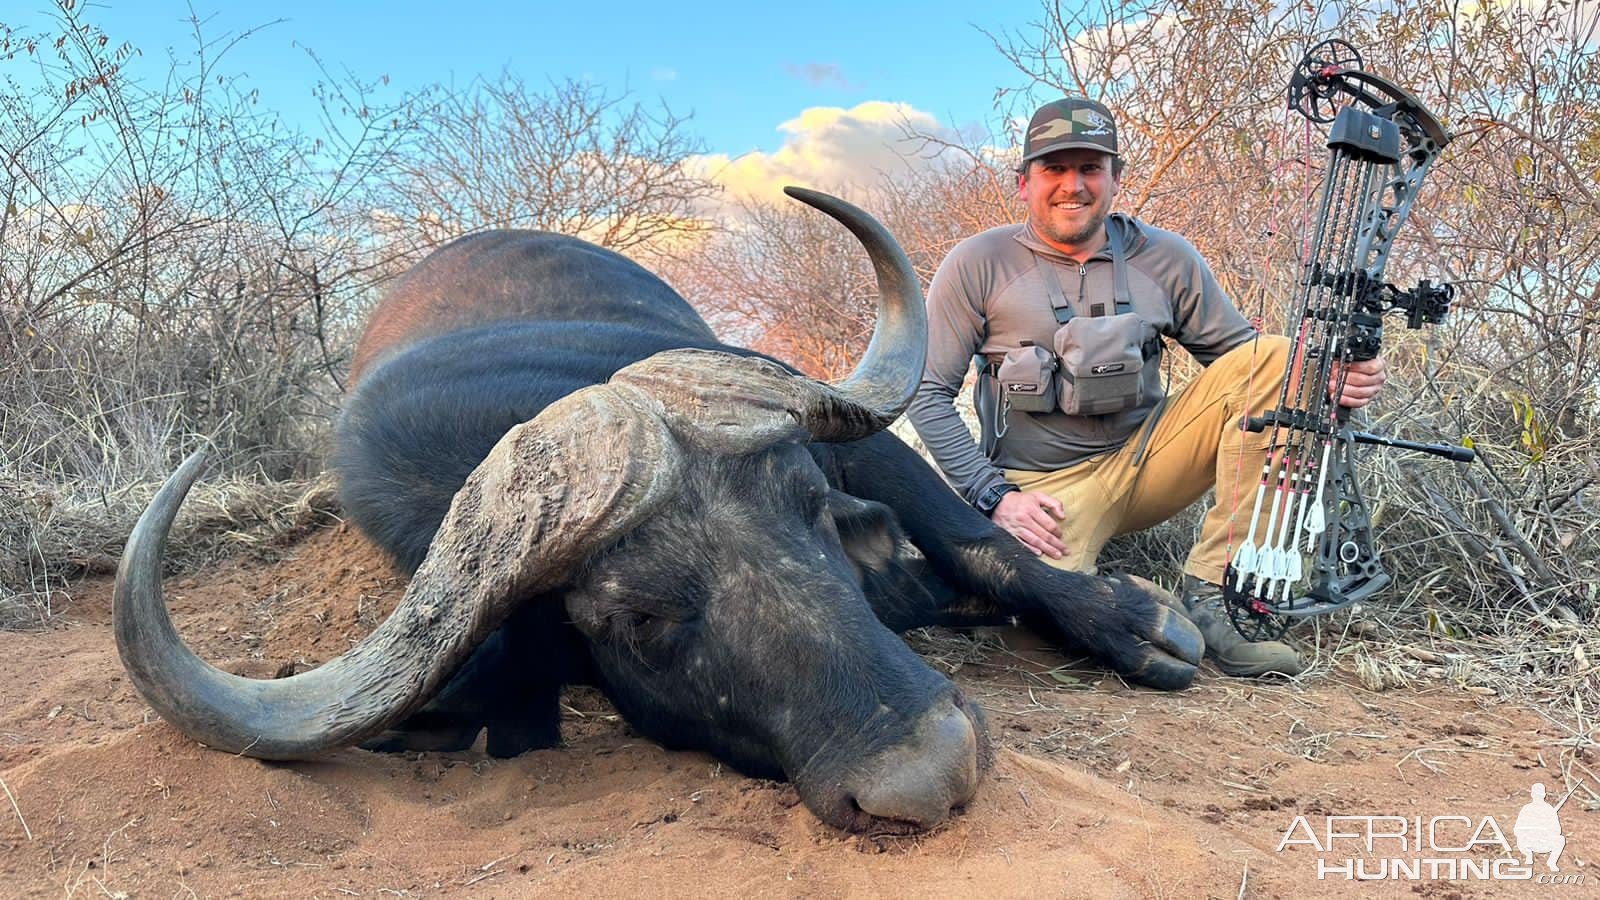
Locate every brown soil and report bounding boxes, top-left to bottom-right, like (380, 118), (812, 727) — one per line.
(1, 525), (1593, 898)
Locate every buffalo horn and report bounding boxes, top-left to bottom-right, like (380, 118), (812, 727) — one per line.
(779, 187), (927, 441)
(611, 188), (926, 448)
(114, 386), (680, 758)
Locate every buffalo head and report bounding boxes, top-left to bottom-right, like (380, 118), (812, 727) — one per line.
(115, 189), (990, 832)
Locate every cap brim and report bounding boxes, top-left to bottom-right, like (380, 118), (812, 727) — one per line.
(1021, 139), (1119, 163)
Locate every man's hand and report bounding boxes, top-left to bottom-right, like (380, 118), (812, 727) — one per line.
(992, 490), (1068, 558)
(1332, 356), (1387, 408)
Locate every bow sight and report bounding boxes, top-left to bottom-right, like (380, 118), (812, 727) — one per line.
(1223, 39), (1476, 640)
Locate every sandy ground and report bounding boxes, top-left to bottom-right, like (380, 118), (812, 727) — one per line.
(2, 524), (1595, 898)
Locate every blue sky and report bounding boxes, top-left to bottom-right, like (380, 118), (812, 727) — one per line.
(11, 0), (1055, 160)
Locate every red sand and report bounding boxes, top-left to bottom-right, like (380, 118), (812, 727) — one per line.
(2, 525), (1593, 897)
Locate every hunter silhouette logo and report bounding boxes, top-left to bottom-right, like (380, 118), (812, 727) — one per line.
(1514, 783), (1569, 871)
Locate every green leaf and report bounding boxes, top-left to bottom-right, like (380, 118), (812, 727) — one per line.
(1426, 610), (1459, 638)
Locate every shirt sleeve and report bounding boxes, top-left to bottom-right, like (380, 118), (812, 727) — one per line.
(906, 239), (1015, 506)
(1166, 237), (1256, 364)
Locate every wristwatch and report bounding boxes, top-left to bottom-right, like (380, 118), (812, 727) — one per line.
(974, 483), (1019, 517)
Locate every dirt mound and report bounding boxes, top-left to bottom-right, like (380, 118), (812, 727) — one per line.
(2, 527), (1593, 897)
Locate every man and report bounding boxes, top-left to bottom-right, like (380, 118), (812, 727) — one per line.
(907, 97), (1387, 677)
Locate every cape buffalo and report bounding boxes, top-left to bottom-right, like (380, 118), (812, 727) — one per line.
(115, 188), (1201, 833)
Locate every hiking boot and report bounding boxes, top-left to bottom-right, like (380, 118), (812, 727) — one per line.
(1177, 575), (1306, 677)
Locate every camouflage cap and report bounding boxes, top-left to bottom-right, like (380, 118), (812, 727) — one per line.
(1021, 97), (1118, 163)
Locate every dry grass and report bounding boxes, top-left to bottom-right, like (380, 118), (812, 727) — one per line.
(0, 471), (339, 631)
(0, 772), (30, 842)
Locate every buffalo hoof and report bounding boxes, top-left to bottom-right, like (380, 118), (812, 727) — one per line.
(485, 717), (561, 758)
(361, 720), (481, 754)
(1109, 575), (1202, 690)
(360, 708), (490, 754)
(1123, 602), (1203, 690)
(1040, 574), (1201, 691)
(362, 710), (562, 757)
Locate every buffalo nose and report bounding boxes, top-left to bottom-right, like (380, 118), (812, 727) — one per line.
(851, 700), (979, 829)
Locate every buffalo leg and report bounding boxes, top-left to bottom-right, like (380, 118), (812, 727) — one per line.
(819, 433), (1202, 690)
(361, 604), (570, 756)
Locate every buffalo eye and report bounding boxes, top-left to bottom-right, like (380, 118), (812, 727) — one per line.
(614, 609), (657, 632)
(600, 603), (682, 649)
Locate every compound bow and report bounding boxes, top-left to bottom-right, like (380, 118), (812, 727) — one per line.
(1223, 39), (1475, 640)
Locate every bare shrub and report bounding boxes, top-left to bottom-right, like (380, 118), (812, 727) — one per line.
(372, 73), (721, 265)
(665, 160), (1008, 381)
(0, 5), (406, 625)
(1, 7), (726, 629)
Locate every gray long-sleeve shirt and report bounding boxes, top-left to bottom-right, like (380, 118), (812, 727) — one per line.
(906, 214), (1255, 507)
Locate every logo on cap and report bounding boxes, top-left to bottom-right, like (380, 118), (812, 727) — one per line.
(1023, 97), (1118, 162)
(1079, 109), (1112, 135)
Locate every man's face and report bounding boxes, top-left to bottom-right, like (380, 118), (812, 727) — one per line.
(1018, 149), (1120, 256)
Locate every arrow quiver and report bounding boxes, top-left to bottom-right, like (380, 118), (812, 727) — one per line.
(1223, 40), (1476, 640)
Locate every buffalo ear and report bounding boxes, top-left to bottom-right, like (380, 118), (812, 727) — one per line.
(825, 491), (906, 576)
(826, 491), (952, 631)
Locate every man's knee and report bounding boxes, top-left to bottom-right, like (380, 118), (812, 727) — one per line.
(1255, 333), (1292, 371)
(1212, 333), (1290, 374)
(1206, 334), (1292, 405)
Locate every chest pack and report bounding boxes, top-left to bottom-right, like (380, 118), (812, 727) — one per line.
(994, 224), (1156, 418)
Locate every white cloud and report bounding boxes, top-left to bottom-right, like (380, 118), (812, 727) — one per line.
(1058, 11), (1185, 83)
(689, 101), (965, 206)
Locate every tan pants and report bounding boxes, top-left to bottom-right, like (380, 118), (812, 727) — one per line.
(1006, 336), (1291, 584)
